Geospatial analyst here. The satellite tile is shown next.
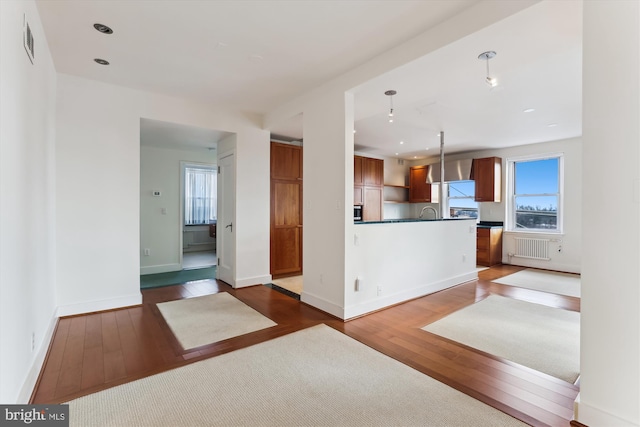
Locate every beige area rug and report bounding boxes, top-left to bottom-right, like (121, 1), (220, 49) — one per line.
(493, 268), (581, 298)
(67, 324), (526, 427)
(271, 275), (303, 294)
(422, 295), (580, 383)
(156, 292), (277, 349)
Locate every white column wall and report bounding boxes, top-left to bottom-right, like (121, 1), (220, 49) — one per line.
(301, 91), (354, 318)
(579, 1), (640, 426)
(55, 74), (270, 315)
(0, 0), (58, 403)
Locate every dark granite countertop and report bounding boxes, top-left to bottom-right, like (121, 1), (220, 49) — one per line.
(477, 221), (504, 229)
(355, 218), (477, 225)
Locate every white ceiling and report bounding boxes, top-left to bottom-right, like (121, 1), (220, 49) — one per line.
(36, 0), (582, 157)
(140, 118), (231, 151)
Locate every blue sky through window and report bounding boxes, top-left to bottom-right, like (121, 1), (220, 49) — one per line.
(514, 158), (559, 210)
(448, 180), (476, 209)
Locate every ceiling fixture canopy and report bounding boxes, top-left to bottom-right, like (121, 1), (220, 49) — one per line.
(93, 23), (113, 34)
(385, 90), (396, 123)
(478, 51), (497, 88)
(94, 58), (109, 65)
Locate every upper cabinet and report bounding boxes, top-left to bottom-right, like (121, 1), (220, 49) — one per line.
(409, 165), (432, 203)
(472, 156), (502, 202)
(354, 156), (364, 186)
(271, 142), (302, 180)
(362, 157), (384, 186)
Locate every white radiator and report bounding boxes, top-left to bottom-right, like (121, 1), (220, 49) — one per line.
(184, 229), (215, 249)
(191, 230), (213, 245)
(514, 237), (550, 260)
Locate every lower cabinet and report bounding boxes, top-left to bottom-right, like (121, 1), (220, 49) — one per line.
(476, 227), (503, 266)
(362, 186), (382, 221)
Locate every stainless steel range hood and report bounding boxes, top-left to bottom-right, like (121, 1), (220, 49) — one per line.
(426, 158), (473, 183)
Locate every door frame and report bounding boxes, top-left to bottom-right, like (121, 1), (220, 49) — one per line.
(217, 149), (236, 286)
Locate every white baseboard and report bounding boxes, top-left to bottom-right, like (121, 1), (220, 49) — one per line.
(16, 311), (58, 404)
(343, 271), (478, 320)
(300, 272), (479, 321)
(140, 263), (181, 275)
(301, 291), (344, 319)
(234, 274), (272, 289)
(502, 259), (581, 274)
(574, 396), (638, 427)
(56, 293), (142, 317)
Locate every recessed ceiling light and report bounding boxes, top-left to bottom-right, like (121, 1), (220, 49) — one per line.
(523, 108), (535, 113)
(94, 58), (109, 65)
(413, 156), (417, 159)
(353, 129), (356, 133)
(425, 148), (429, 151)
(400, 141), (404, 145)
(93, 23), (113, 34)
(547, 123), (558, 127)
(395, 153), (399, 156)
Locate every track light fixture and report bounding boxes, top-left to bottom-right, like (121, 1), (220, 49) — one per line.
(478, 51), (497, 88)
(385, 90), (396, 123)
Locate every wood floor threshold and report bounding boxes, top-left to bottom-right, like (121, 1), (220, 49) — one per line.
(31, 265), (579, 426)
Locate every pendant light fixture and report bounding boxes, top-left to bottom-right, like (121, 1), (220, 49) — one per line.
(478, 51), (497, 88)
(385, 90), (396, 123)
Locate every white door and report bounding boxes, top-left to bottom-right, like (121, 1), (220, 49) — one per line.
(217, 152), (235, 286)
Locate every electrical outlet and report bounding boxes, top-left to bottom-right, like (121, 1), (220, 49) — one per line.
(31, 332), (35, 352)
(462, 254), (467, 262)
(377, 286), (382, 296)
(143, 248), (151, 256)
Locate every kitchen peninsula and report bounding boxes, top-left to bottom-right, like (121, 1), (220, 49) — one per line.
(345, 217), (478, 319)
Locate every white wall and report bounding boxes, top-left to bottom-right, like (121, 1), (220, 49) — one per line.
(578, 1), (640, 426)
(140, 145), (215, 274)
(300, 91), (353, 317)
(55, 74), (270, 314)
(348, 219), (477, 319)
(0, 0), (58, 403)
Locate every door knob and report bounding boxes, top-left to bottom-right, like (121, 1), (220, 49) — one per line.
(225, 222), (233, 232)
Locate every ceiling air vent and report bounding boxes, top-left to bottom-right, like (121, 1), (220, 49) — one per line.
(23, 14), (34, 64)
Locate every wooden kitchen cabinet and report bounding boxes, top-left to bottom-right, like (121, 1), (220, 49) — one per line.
(409, 165), (432, 203)
(354, 156), (363, 186)
(472, 157), (502, 202)
(354, 155), (383, 220)
(354, 185), (363, 205)
(476, 227), (503, 266)
(362, 157), (383, 186)
(271, 142), (302, 278)
(363, 187), (382, 221)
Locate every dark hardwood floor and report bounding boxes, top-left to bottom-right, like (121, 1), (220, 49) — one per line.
(31, 265), (580, 427)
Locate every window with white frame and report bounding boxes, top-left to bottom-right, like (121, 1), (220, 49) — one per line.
(447, 181), (478, 219)
(184, 165), (217, 225)
(507, 155), (563, 232)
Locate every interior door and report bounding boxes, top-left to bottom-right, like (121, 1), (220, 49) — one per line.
(217, 152), (235, 286)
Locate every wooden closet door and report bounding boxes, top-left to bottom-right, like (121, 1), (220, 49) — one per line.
(270, 142), (303, 277)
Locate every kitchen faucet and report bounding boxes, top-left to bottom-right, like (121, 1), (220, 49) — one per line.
(419, 206), (438, 219)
